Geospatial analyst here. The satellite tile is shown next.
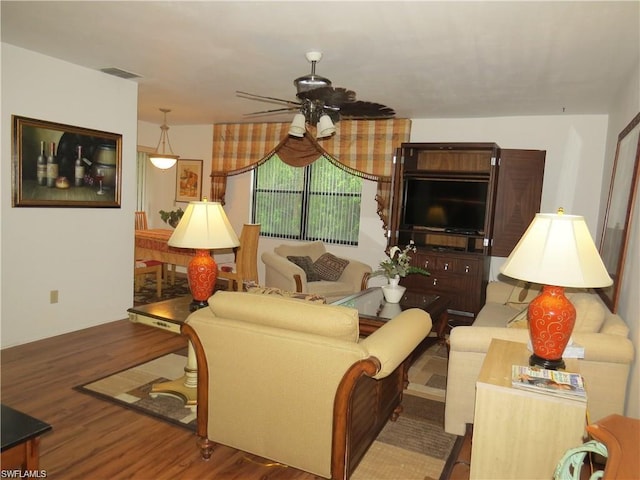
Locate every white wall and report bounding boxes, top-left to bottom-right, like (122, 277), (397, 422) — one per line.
(1, 44), (138, 348)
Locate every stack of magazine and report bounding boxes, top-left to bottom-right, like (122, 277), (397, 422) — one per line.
(511, 365), (587, 402)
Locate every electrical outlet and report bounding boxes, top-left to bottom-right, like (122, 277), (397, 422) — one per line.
(50, 290), (59, 304)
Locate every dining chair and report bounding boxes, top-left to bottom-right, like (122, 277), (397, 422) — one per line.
(134, 210), (176, 285)
(134, 260), (162, 297)
(134, 211), (148, 230)
(218, 223), (261, 291)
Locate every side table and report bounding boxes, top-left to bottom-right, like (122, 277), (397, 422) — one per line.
(128, 296), (197, 407)
(470, 339), (587, 479)
(1, 405), (52, 472)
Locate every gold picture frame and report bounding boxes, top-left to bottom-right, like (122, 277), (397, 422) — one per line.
(12, 115), (122, 208)
(175, 159), (203, 202)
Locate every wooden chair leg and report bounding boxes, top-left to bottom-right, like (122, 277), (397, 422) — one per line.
(155, 266), (162, 297)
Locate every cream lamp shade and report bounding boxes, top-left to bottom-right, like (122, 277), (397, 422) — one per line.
(288, 113), (306, 137)
(168, 201), (239, 250)
(316, 114), (336, 138)
(500, 211), (612, 288)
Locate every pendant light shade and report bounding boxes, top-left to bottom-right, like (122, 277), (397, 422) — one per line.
(149, 108), (179, 169)
(316, 114), (336, 138)
(288, 113), (306, 137)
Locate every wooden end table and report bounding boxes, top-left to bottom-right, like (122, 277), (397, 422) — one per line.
(1, 404), (52, 472)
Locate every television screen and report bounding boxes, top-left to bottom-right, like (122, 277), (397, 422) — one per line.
(402, 178), (488, 233)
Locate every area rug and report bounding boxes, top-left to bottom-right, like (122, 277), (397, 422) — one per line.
(76, 340), (456, 479)
(134, 275), (191, 305)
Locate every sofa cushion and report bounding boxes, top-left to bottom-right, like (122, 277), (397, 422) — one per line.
(208, 291), (359, 342)
(314, 253), (349, 281)
(568, 293), (606, 333)
(246, 285), (326, 304)
(286, 255), (321, 282)
(506, 307), (528, 329)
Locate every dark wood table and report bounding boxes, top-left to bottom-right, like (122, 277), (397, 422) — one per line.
(1, 404), (52, 472)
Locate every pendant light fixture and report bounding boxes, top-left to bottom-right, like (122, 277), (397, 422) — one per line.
(149, 108), (179, 169)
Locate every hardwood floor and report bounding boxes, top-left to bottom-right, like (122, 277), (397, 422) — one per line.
(1, 319), (316, 479)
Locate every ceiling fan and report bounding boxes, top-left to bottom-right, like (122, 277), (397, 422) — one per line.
(237, 52), (396, 129)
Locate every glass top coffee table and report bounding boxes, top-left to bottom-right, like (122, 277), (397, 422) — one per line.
(332, 287), (450, 338)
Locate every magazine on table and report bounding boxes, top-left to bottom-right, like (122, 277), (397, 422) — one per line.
(511, 365), (587, 402)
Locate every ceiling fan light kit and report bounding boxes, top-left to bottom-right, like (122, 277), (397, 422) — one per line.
(238, 51), (395, 139)
(317, 114), (336, 138)
(288, 113), (306, 137)
(149, 108), (179, 169)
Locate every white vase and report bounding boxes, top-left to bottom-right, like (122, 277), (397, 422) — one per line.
(388, 275), (401, 287)
(381, 284), (406, 303)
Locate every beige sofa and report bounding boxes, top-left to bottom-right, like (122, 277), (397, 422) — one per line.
(444, 278), (634, 436)
(261, 241), (372, 303)
(182, 290), (432, 480)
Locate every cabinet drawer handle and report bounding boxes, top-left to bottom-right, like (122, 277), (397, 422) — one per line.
(465, 265), (470, 273)
(443, 263), (449, 271)
(424, 260), (429, 268)
(433, 278), (438, 286)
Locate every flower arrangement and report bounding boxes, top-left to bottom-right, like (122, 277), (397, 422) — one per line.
(372, 241), (430, 279)
(159, 208), (184, 228)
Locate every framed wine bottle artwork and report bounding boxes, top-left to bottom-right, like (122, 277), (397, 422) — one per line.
(11, 115), (122, 208)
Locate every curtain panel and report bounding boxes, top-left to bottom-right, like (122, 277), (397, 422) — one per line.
(210, 119), (411, 232)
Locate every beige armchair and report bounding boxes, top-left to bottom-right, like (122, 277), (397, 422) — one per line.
(182, 291), (432, 480)
(261, 241), (372, 303)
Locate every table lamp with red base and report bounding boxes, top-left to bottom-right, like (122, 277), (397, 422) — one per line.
(168, 200), (239, 311)
(500, 209), (612, 370)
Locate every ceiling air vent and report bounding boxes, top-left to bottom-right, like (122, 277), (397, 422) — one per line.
(99, 67), (141, 80)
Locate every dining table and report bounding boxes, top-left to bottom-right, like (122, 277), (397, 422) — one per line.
(134, 228), (195, 268)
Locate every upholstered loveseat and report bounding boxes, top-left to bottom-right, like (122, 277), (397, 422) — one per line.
(445, 278), (634, 436)
(182, 290), (432, 480)
(261, 241), (372, 303)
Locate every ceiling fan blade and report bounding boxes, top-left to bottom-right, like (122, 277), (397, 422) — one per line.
(236, 91), (300, 107)
(338, 101), (396, 119)
(244, 106), (300, 116)
(297, 86), (356, 105)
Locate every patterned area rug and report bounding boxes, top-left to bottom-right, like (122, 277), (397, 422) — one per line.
(76, 339), (456, 479)
(134, 275), (191, 305)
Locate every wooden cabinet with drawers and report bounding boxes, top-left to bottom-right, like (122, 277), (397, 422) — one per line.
(401, 249), (490, 315)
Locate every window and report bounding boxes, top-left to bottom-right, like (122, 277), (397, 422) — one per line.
(253, 155), (362, 245)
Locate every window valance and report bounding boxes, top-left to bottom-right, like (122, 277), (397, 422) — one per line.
(210, 119), (411, 232)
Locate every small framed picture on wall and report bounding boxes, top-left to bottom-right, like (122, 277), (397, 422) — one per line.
(175, 159), (203, 202)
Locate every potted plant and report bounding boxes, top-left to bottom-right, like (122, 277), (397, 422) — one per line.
(159, 207), (184, 228)
(372, 241), (430, 303)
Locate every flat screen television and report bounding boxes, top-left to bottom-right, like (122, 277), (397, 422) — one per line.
(402, 177), (488, 234)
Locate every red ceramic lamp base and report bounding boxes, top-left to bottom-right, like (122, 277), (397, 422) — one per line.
(528, 285), (576, 370)
(186, 249), (218, 312)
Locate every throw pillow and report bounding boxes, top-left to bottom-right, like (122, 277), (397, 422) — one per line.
(246, 285), (326, 304)
(286, 255), (321, 282)
(568, 293), (606, 333)
(314, 253), (350, 281)
(506, 307), (529, 329)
